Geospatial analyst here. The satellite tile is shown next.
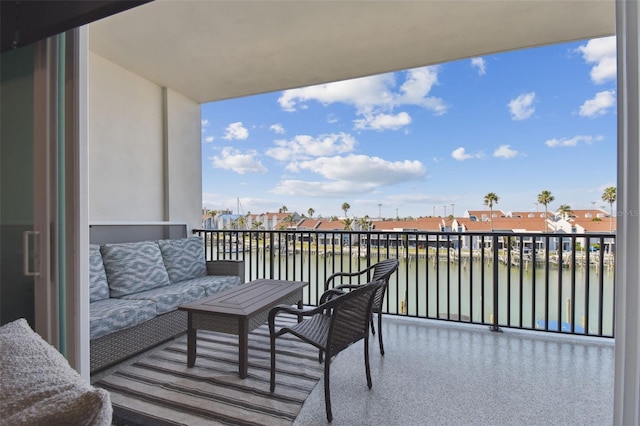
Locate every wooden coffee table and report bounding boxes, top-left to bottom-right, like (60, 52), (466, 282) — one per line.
(179, 279), (307, 378)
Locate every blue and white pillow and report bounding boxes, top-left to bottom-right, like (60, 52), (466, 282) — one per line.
(101, 241), (171, 298)
(89, 244), (110, 303)
(158, 236), (207, 283)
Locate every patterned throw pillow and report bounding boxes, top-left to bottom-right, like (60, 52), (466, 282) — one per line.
(158, 236), (207, 283)
(101, 241), (171, 298)
(89, 244), (110, 302)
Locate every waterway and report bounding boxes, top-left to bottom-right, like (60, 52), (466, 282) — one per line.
(214, 248), (615, 337)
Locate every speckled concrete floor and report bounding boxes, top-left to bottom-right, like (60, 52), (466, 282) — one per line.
(293, 316), (614, 426)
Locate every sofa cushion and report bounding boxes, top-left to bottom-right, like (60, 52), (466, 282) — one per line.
(186, 274), (242, 296)
(101, 240), (171, 298)
(0, 318), (112, 425)
(90, 298), (157, 340)
(158, 236), (207, 283)
(122, 281), (206, 315)
(89, 244), (110, 303)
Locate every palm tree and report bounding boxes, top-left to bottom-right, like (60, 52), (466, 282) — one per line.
(207, 209), (218, 229)
(537, 190), (554, 232)
(602, 186), (617, 233)
(250, 220), (264, 243)
(279, 205), (288, 213)
(342, 217), (353, 231)
(341, 202), (351, 217)
(307, 207), (315, 218)
(357, 215), (371, 231)
(483, 192), (499, 231)
(236, 215), (247, 230)
(557, 204), (573, 221)
(278, 214), (295, 230)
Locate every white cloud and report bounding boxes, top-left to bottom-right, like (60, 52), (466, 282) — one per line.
(545, 135), (604, 148)
(296, 155), (426, 184)
(493, 145), (519, 159)
(272, 155), (426, 197)
(269, 123), (285, 134)
(201, 192), (228, 211)
(278, 73), (395, 112)
(395, 67), (447, 114)
(386, 193), (455, 205)
(451, 147), (483, 161)
(508, 92), (536, 121)
(579, 90), (616, 118)
(210, 147), (267, 174)
(266, 132), (357, 162)
(576, 36), (617, 84)
(354, 112), (412, 130)
(327, 114), (339, 124)
(201, 119), (210, 135)
(277, 66), (448, 129)
(452, 147), (472, 161)
(471, 57), (486, 75)
(204, 136), (214, 143)
(222, 122), (249, 140)
(271, 180), (373, 197)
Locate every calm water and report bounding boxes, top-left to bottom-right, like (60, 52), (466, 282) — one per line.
(213, 248), (615, 336)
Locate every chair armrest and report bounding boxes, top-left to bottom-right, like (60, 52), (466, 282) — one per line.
(324, 264), (376, 290)
(268, 303), (326, 330)
(206, 260), (245, 283)
(269, 304), (321, 318)
(319, 288), (348, 304)
(333, 284), (362, 291)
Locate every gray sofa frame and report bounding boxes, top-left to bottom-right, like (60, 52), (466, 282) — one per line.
(90, 259), (244, 373)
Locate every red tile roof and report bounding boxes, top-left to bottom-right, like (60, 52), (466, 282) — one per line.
(297, 219), (321, 229)
(566, 209), (609, 219)
(466, 209), (505, 218)
(315, 220), (348, 230)
(457, 217), (548, 232)
(373, 219), (442, 231)
(572, 217), (616, 232)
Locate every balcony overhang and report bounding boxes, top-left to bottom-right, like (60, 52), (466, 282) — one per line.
(88, 0), (615, 104)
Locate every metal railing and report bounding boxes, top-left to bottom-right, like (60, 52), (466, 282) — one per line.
(193, 229), (615, 338)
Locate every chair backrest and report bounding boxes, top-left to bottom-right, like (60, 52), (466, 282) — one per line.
(370, 259), (399, 309)
(371, 258), (399, 282)
(327, 281), (382, 357)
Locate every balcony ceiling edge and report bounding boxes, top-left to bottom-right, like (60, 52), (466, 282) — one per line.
(88, 0), (615, 104)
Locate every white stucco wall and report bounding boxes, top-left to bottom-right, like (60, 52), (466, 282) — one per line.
(88, 52), (201, 230)
(165, 89), (202, 231)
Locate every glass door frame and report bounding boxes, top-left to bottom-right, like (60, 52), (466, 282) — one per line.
(31, 27), (89, 376)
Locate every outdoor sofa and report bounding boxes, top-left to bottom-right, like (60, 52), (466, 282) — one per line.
(89, 235), (244, 373)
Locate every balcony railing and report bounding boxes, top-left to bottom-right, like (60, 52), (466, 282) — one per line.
(193, 229), (615, 338)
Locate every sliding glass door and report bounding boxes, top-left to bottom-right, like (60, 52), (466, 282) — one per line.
(0, 31), (86, 367)
(0, 44), (40, 330)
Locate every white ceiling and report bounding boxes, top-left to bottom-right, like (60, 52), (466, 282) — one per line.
(89, 0), (616, 104)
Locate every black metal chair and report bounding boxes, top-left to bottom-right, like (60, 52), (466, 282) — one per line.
(268, 281), (382, 423)
(324, 258), (399, 355)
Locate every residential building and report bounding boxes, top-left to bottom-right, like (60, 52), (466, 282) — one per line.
(464, 209), (506, 221)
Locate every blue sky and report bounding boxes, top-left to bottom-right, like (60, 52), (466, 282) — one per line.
(201, 36), (616, 219)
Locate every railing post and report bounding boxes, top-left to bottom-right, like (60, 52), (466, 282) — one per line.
(269, 231), (275, 279)
(490, 233), (502, 332)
